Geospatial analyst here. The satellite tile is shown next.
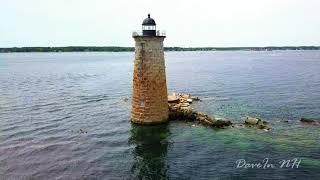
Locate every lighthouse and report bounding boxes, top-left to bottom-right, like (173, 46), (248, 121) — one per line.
(131, 14), (168, 124)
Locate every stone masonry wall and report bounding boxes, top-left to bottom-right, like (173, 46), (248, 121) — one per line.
(131, 37), (169, 124)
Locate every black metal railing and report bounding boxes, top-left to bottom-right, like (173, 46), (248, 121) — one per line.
(132, 30), (166, 37)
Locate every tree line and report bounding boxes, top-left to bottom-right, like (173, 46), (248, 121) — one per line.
(0, 46), (319, 53)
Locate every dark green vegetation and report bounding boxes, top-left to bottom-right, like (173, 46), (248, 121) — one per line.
(0, 46), (134, 53)
(0, 46), (319, 53)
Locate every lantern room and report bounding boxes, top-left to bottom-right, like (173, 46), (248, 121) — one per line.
(142, 14), (156, 36)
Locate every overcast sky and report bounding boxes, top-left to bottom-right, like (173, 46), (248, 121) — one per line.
(1, 0), (320, 47)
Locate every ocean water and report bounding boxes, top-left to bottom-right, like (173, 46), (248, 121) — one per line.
(0, 51), (319, 179)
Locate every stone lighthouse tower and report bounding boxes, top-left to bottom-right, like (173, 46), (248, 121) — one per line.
(131, 14), (168, 124)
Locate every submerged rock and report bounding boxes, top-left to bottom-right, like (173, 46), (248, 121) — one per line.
(301, 118), (318, 123)
(300, 118), (320, 125)
(192, 97), (201, 101)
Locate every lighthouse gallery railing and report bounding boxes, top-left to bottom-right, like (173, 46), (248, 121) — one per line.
(132, 30), (166, 37)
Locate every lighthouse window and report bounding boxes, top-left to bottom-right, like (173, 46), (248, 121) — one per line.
(143, 26), (155, 30)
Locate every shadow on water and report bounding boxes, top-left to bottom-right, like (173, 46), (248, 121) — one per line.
(129, 123), (170, 179)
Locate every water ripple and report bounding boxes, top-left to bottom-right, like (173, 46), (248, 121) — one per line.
(1, 51), (319, 179)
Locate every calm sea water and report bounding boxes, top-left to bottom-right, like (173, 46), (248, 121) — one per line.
(0, 51), (320, 179)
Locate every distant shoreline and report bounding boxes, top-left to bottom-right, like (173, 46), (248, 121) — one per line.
(0, 46), (319, 53)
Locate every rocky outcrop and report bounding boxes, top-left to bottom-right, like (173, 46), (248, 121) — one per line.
(244, 117), (260, 125)
(168, 93), (232, 128)
(243, 116), (271, 130)
(167, 93), (276, 130)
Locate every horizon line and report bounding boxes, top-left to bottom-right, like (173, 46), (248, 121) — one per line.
(1, 45), (320, 48)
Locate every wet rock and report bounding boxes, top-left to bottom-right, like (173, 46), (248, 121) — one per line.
(168, 95), (180, 103)
(301, 118), (318, 123)
(199, 112), (230, 127)
(182, 94), (191, 99)
(181, 103), (190, 107)
(168, 96), (232, 128)
(168, 93), (200, 105)
(243, 116), (271, 130)
(195, 112), (214, 126)
(213, 119), (232, 128)
(192, 97), (201, 101)
(300, 118), (320, 125)
(244, 117), (261, 125)
(257, 123), (270, 130)
(203, 119), (214, 126)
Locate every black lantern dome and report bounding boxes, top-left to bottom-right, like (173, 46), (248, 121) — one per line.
(142, 14), (156, 36)
(142, 14), (156, 26)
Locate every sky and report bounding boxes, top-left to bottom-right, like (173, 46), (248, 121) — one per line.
(1, 0), (320, 47)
